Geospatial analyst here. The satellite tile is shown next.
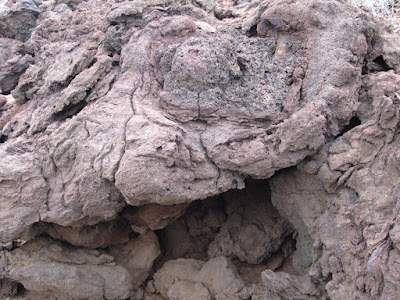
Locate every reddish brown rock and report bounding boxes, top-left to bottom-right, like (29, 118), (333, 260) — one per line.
(0, 0), (400, 299)
(122, 203), (189, 233)
(39, 219), (132, 248)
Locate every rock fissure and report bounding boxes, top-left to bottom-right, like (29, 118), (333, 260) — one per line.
(199, 129), (222, 191)
(113, 88), (138, 185)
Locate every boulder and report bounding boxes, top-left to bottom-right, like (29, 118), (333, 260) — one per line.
(0, 237), (133, 299)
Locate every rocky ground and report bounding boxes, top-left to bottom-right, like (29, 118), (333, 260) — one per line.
(1, 0), (400, 299)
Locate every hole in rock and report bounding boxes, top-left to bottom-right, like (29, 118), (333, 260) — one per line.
(372, 55), (391, 72)
(336, 116), (361, 137)
(155, 178), (300, 284)
(325, 272), (333, 283)
(249, 24), (258, 37)
(237, 57), (247, 73)
(0, 134), (8, 143)
(363, 55), (392, 74)
(53, 101), (87, 121)
(0, 279), (25, 298)
(16, 282), (25, 295)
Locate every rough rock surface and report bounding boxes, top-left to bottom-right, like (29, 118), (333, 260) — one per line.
(38, 218), (132, 248)
(0, 236), (134, 299)
(122, 202), (189, 233)
(1, 0), (400, 299)
(208, 180), (293, 264)
(153, 256), (247, 299)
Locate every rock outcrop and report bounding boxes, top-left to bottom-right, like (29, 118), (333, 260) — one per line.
(1, 0), (400, 299)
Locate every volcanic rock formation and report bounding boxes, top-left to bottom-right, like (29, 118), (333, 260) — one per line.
(1, 0), (400, 299)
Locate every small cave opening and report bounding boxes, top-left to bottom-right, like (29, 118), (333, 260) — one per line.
(336, 116), (361, 138)
(248, 24), (258, 37)
(362, 55), (392, 74)
(0, 134), (8, 143)
(52, 101), (87, 122)
(372, 55), (391, 72)
(154, 178), (301, 285)
(1, 173), (318, 299)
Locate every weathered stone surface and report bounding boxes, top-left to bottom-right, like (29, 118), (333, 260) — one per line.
(0, 0), (378, 243)
(122, 202), (189, 233)
(0, 232), (160, 299)
(0, 96), (23, 139)
(0, 0), (400, 298)
(268, 67), (400, 298)
(108, 231), (161, 288)
(154, 256), (246, 299)
(0, 0), (41, 42)
(0, 237), (133, 299)
(270, 169), (327, 274)
(261, 270), (323, 300)
(0, 279), (19, 299)
(0, 53), (33, 95)
(153, 258), (204, 296)
(0, 38), (32, 95)
(167, 281), (211, 300)
(39, 218), (132, 248)
(0, 139), (47, 243)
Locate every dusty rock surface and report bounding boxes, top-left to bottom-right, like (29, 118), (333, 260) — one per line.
(1, 0), (400, 299)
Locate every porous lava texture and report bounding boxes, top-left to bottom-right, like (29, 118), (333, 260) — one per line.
(1, 0), (400, 299)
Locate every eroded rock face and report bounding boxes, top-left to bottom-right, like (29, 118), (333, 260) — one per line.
(0, 237), (134, 299)
(0, 0), (374, 241)
(1, 0), (400, 299)
(38, 218), (132, 248)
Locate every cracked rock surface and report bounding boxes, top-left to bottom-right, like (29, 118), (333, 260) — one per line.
(1, 0), (400, 299)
